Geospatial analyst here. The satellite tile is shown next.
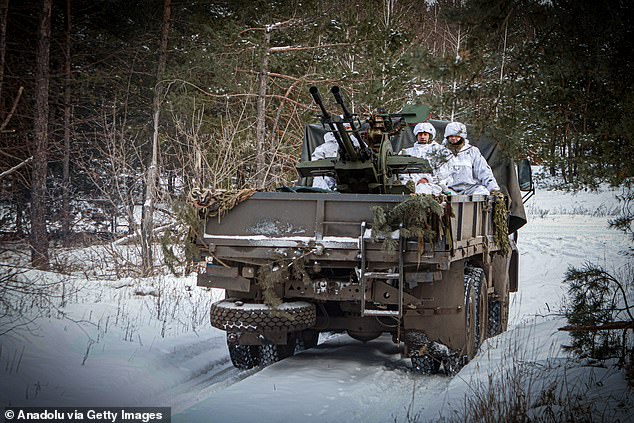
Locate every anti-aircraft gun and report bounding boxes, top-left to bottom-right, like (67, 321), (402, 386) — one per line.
(190, 86), (531, 375)
(296, 86), (432, 193)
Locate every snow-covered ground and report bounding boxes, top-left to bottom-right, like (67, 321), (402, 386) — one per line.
(1, 181), (632, 422)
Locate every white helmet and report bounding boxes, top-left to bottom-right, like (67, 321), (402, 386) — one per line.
(444, 122), (467, 140)
(413, 122), (436, 140)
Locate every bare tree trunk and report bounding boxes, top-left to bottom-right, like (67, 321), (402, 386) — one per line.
(255, 29), (270, 189)
(141, 0), (171, 275)
(31, 0), (52, 269)
(450, 26), (461, 121)
(549, 130), (557, 176)
(564, 119), (573, 182)
(62, 0), (72, 246)
(194, 145), (202, 186)
(0, 0), (8, 103)
(496, 17), (509, 119)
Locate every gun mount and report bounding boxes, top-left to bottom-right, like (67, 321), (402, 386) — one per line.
(297, 86), (432, 194)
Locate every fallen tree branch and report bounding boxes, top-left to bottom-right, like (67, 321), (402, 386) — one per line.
(112, 222), (177, 246)
(0, 156), (33, 179)
(269, 43), (350, 53)
(559, 321), (634, 332)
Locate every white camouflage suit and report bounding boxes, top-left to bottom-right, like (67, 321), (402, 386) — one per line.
(311, 131), (359, 190)
(437, 122), (500, 196)
(399, 122), (445, 195)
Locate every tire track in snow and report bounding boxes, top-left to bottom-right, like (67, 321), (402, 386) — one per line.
(160, 359), (259, 413)
(152, 332), (264, 413)
(173, 334), (453, 423)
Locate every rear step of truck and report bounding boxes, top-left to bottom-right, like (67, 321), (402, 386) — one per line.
(358, 222), (404, 318)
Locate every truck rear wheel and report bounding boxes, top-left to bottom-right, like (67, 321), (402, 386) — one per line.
(406, 267), (488, 375)
(227, 332), (298, 369)
(260, 333), (297, 365)
(297, 329), (320, 350)
(404, 331), (442, 375)
(464, 266), (488, 358)
(411, 354), (441, 374)
(210, 300), (316, 332)
(228, 344), (260, 370)
(488, 292), (509, 337)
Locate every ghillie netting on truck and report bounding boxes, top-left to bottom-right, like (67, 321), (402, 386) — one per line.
(491, 192), (510, 255)
(371, 194), (454, 254)
(371, 192), (511, 256)
(185, 188), (256, 268)
(258, 256), (312, 313)
(189, 188), (256, 219)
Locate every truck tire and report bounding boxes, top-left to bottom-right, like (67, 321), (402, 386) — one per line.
(297, 329), (320, 350)
(411, 354), (441, 374)
(488, 292), (509, 337)
(210, 300), (316, 333)
(405, 267), (487, 375)
(488, 300), (502, 337)
(404, 331), (442, 375)
(228, 344), (260, 370)
(260, 333), (297, 366)
(464, 266), (488, 357)
(227, 332), (297, 369)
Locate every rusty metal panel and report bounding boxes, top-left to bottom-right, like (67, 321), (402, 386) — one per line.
(197, 265), (251, 292)
(206, 266), (240, 278)
(405, 271), (442, 285)
(459, 201), (475, 241)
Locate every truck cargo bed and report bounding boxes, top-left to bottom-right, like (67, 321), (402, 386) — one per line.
(199, 192), (497, 268)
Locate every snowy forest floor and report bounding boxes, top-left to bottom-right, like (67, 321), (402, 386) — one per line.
(1, 176), (632, 422)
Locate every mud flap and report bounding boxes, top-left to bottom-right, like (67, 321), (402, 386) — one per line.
(509, 239), (519, 292)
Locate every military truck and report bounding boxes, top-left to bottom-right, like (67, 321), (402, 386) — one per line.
(191, 86), (532, 374)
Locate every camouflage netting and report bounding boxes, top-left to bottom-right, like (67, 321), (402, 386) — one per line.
(189, 188), (256, 219)
(371, 194), (453, 254)
(258, 256), (312, 314)
(258, 262), (286, 311)
(491, 192), (511, 255)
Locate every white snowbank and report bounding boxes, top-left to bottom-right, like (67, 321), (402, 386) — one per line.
(0, 181), (632, 422)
